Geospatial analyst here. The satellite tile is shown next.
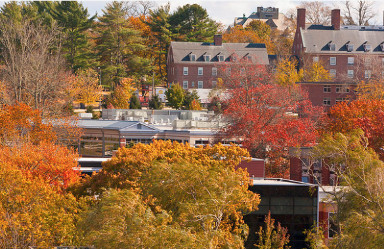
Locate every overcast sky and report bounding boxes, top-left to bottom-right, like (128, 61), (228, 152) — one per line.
(81, 0), (384, 26)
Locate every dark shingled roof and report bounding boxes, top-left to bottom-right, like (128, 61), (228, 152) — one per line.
(301, 27), (384, 54)
(169, 41), (269, 65)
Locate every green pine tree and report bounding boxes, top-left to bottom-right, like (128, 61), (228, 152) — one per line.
(129, 94), (141, 109)
(97, 1), (151, 88)
(165, 84), (184, 109)
(148, 95), (163, 110)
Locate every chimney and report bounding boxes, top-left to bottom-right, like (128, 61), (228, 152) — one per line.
(331, 9), (341, 30)
(214, 34), (222, 46)
(297, 8), (306, 30)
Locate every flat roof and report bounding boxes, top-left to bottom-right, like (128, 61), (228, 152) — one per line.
(252, 178), (317, 187)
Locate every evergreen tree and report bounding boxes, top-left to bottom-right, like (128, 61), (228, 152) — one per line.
(165, 84), (184, 109)
(169, 4), (218, 42)
(40, 1), (96, 72)
(97, 1), (151, 88)
(147, 4), (172, 83)
(148, 95), (163, 110)
(129, 94), (141, 109)
(183, 89), (200, 110)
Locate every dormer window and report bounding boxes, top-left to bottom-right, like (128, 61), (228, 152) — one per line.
(328, 42), (336, 51)
(364, 43), (371, 52)
(346, 43), (354, 52)
(218, 54), (224, 62)
(231, 54), (238, 62)
(189, 54), (196, 61)
(380, 42), (384, 52)
(204, 55), (211, 62)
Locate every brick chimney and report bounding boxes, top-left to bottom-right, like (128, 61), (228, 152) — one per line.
(297, 8), (306, 30)
(214, 34), (222, 46)
(331, 9), (341, 30)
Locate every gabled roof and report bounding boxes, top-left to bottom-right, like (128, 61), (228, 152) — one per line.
(301, 26), (384, 54)
(169, 41), (269, 65)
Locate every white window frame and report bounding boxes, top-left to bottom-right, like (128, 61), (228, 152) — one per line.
(347, 57), (354, 65)
(198, 81), (203, 89)
(313, 56), (319, 63)
(330, 69), (336, 78)
(365, 70), (372, 79)
(198, 67), (203, 76)
(323, 85), (331, 93)
(212, 67), (217, 76)
(191, 81), (195, 88)
(347, 70), (354, 78)
(204, 55), (211, 62)
(330, 57), (336, 66)
(183, 67), (188, 75)
(323, 97), (331, 106)
(212, 81), (217, 87)
(218, 55), (224, 62)
(190, 54), (196, 61)
(183, 81), (188, 89)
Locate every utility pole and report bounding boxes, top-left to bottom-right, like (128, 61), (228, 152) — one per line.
(98, 67), (102, 110)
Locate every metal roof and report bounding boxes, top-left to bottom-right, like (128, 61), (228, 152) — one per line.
(252, 178), (317, 186)
(301, 27), (384, 54)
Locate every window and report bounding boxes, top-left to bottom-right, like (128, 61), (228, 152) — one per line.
(183, 81), (188, 89)
(382, 58), (384, 66)
(336, 85), (350, 93)
(348, 70), (354, 78)
(191, 81), (195, 88)
(204, 55), (211, 62)
(218, 55), (224, 62)
(323, 97), (331, 106)
(346, 43), (354, 52)
(189, 54), (196, 61)
(171, 67), (174, 75)
(212, 67), (217, 76)
(247, 55), (252, 61)
(347, 57), (354, 65)
(365, 58), (371, 66)
(330, 57), (336, 65)
(364, 44), (371, 52)
(330, 69), (336, 78)
(365, 70), (372, 79)
(198, 81), (203, 89)
(183, 67), (188, 75)
(198, 67), (203, 75)
(323, 85), (331, 93)
(328, 42), (336, 51)
(313, 56), (319, 63)
(336, 97), (348, 104)
(212, 81), (217, 87)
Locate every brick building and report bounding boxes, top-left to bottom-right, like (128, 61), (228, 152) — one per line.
(167, 35), (269, 89)
(293, 8), (384, 109)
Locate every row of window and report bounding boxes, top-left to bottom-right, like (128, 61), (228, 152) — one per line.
(182, 80), (217, 89)
(323, 97), (349, 106)
(323, 85), (350, 93)
(314, 56), (384, 66)
(328, 69), (373, 79)
(183, 67), (217, 76)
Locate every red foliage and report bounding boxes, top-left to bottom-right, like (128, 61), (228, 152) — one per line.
(219, 61), (321, 177)
(325, 99), (384, 158)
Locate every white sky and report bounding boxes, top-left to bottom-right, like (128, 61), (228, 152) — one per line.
(81, 0), (384, 26)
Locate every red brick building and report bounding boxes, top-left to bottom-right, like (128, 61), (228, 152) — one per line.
(293, 8), (384, 109)
(167, 35), (269, 89)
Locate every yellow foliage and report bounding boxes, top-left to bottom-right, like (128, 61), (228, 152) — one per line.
(67, 69), (102, 105)
(356, 80), (384, 100)
(303, 62), (331, 82)
(189, 99), (202, 110)
(274, 58), (303, 87)
(109, 77), (137, 109)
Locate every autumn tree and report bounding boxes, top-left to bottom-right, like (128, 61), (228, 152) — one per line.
(72, 140), (259, 247)
(165, 83), (184, 109)
(311, 130), (384, 248)
(219, 61), (321, 177)
(79, 188), (200, 248)
(274, 58), (303, 87)
(129, 94), (141, 109)
(324, 99), (384, 159)
(183, 89), (201, 110)
(255, 212), (290, 249)
(0, 162), (82, 248)
(108, 77), (137, 109)
(66, 68), (103, 107)
(148, 95), (163, 109)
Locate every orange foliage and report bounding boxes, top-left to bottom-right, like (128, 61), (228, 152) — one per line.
(0, 103), (56, 146)
(223, 26), (275, 54)
(325, 99), (384, 158)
